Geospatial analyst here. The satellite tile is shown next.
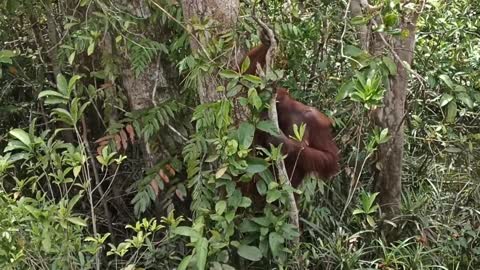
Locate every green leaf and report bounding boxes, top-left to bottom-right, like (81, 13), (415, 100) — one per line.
(172, 226), (201, 240)
(177, 255), (192, 270)
(195, 237), (208, 270)
(382, 56), (397, 75)
(68, 75), (82, 92)
(215, 200), (227, 215)
(68, 51), (76, 65)
(0, 50), (16, 63)
(67, 217), (87, 227)
(219, 70), (240, 79)
(446, 101), (457, 123)
(38, 90), (68, 100)
(52, 108), (74, 125)
(344, 45), (364, 57)
(438, 74), (454, 89)
(0, 50), (16, 58)
(257, 120), (280, 136)
(239, 220), (259, 232)
(215, 166), (228, 179)
(56, 74), (68, 95)
(87, 41), (95, 56)
(336, 81), (354, 101)
(268, 232), (285, 257)
(352, 209), (364, 215)
(241, 56), (251, 74)
(248, 88), (262, 110)
(237, 122), (255, 148)
(439, 93), (454, 107)
(237, 245), (262, 262)
(245, 157), (268, 174)
(243, 74), (262, 85)
(227, 85), (243, 97)
(239, 197), (252, 208)
(457, 92), (473, 109)
(9, 129), (31, 147)
(266, 190), (282, 203)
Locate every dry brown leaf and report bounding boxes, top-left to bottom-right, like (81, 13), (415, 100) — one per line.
(165, 164), (176, 176)
(125, 124), (135, 144)
(150, 179), (160, 196)
(175, 189), (185, 201)
(119, 130), (128, 150)
(159, 170), (169, 183)
(94, 135), (114, 144)
(114, 134), (121, 151)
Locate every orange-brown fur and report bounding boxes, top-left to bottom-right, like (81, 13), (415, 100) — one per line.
(242, 37), (339, 188)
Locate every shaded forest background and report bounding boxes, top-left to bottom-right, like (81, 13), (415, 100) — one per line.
(0, 0), (479, 269)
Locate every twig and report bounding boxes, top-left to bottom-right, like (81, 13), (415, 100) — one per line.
(252, 14), (300, 241)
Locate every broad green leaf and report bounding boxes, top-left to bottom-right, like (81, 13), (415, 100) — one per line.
(0, 50), (16, 58)
(446, 101), (457, 123)
(352, 209), (364, 215)
(245, 157), (268, 174)
(195, 237), (208, 270)
(56, 74), (68, 95)
(67, 217), (87, 227)
(257, 120), (280, 136)
(438, 74), (454, 89)
(0, 50), (16, 63)
(226, 85), (243, 97)
(248, 88), (262, 110)
(382, 56), (397, 75)
(241, 56), (251, 74)
(251, 216), (270, 227)
(177, 255), (192, 270)
(215, 200), (227, 215)
(9, 129), (31, 147)
(237, 122), (255, 148)
(439, 93), (454, 107)
(215, 167), (228, 179)
(68, 51), (76, 65)
(239, 220), (259, 232)
(243, 74), (262, 85)
(38, 90), (68, 99)
(219, 70), (240, 79)
(172, 226), (201, 239)
(336, 81), (354, 101)
(68, 75), (82, 91)
(268, 232), (285, 257)
(256, 180), (267, 195)
(457, 92), (473, 108)
(344, 45), (364, 57)
(87, 41), (95, 56)
(52, 108), (74, 125)
(266, 190), (282, 203)
(239, 197), (252, 208)
(237, 245), (262, 261)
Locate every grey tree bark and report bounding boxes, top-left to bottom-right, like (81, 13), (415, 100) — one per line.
(181, 0), (241, 104)
(373, 18), (418, 217)
(350, 0), (423, 218)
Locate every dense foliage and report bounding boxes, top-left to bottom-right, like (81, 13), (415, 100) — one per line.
(0, 0), (479, 269)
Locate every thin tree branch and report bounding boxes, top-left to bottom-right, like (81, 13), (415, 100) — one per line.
(252, 14), (300, 242)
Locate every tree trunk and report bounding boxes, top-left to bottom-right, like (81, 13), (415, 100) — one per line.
(374, 19), (418, 217)
(349, 0), (423, 218)
(181, 0), (240, 104)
